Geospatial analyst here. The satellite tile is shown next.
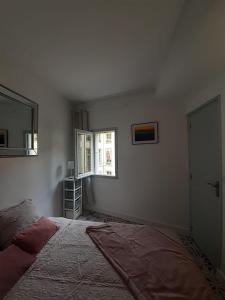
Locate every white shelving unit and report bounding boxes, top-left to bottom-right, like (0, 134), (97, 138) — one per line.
(63, 177), (82, 219)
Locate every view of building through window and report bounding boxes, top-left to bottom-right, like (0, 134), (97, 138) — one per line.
(95, 130), (116, 176)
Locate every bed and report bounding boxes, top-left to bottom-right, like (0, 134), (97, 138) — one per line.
(4, 217), (135, 300)
(2, 217), (215, 300)
(0, 200), (216, 300)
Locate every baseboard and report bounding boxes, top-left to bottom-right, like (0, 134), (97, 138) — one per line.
(86, 206), (189, 234)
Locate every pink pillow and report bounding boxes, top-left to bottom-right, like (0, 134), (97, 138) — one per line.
(13, 217), (59, 254)
(0, 245), (35, 299)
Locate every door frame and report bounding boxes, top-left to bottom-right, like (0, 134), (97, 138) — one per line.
(187, 95), (223, 267)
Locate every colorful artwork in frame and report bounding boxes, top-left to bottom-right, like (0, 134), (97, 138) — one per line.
(0, 129), (8, 147)
(131, 122), (159, 144)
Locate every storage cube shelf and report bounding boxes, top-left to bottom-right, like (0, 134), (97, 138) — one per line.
(63, 177), (82, 219)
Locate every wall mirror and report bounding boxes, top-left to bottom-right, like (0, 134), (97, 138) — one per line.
(0, 84), (38, 157)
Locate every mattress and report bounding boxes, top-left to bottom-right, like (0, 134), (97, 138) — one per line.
(4, 218), (135, 300)
(5, 218), (210, 300)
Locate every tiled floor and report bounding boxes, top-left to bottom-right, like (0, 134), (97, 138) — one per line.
(79, 210), (134, 223)
(79, 210), (225, 300)
(179, 234), (225, 300)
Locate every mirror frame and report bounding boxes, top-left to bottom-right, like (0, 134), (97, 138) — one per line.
(0, 84), (38, 157)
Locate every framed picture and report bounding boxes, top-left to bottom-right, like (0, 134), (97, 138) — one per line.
(131, 122), (159, 145)
(0, 129), (8, 147)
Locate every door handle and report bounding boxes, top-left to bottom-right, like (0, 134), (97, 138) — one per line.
(208, 181), (220, 197)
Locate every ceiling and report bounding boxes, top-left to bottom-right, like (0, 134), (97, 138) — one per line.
(0, 0), (225, 102)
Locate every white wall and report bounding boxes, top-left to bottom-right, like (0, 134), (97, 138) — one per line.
(0, 61), (71, 217)
(185, 73), (225, 274)
(85, 92), (189, 231)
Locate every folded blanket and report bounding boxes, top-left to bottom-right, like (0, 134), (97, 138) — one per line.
(86, 223), (215, 300)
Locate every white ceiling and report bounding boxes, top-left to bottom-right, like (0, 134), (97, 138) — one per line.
(0, 0), (225, 102)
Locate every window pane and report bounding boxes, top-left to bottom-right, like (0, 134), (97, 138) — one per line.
(75, 129), (94, 179)
(106, 133), (111, 143)
(85, 134), (92, 173)
(77, 133), (85, 175)
(95, 130), (116, 176)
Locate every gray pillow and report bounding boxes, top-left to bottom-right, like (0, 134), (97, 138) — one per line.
(0, 199), (39, 249)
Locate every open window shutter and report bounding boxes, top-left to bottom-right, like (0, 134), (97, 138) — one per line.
(74, 129), (94, 179)
(73, 110), (94, 209)
(72, 109), (89, 176)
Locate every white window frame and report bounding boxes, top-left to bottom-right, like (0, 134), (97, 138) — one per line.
(74, 129), (94, 179)
(74, 128), (118, 179)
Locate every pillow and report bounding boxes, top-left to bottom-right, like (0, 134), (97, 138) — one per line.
(0, 245), (35, 299)
(13, 217), (59, 254)
(0, 199), (39, 249)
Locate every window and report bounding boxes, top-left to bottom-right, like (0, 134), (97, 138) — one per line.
(106, 133), (111, 143)
(75, 128), (117, 178)
(106, 149), (112, 164)
(75, 130), (94, 178)
(98, 134), (101, 143)
(98, 149), (102, 165)
(25, 133), (38, 156)
(94, 130), (116, 176)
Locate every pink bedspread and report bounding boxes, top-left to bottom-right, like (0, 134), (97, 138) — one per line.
(86, 223), (215, 300)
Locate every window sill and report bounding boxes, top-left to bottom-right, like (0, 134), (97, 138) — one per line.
(92, 174), (118, 179)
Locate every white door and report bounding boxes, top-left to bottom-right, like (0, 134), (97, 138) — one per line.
(188, 97), (222, 267)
